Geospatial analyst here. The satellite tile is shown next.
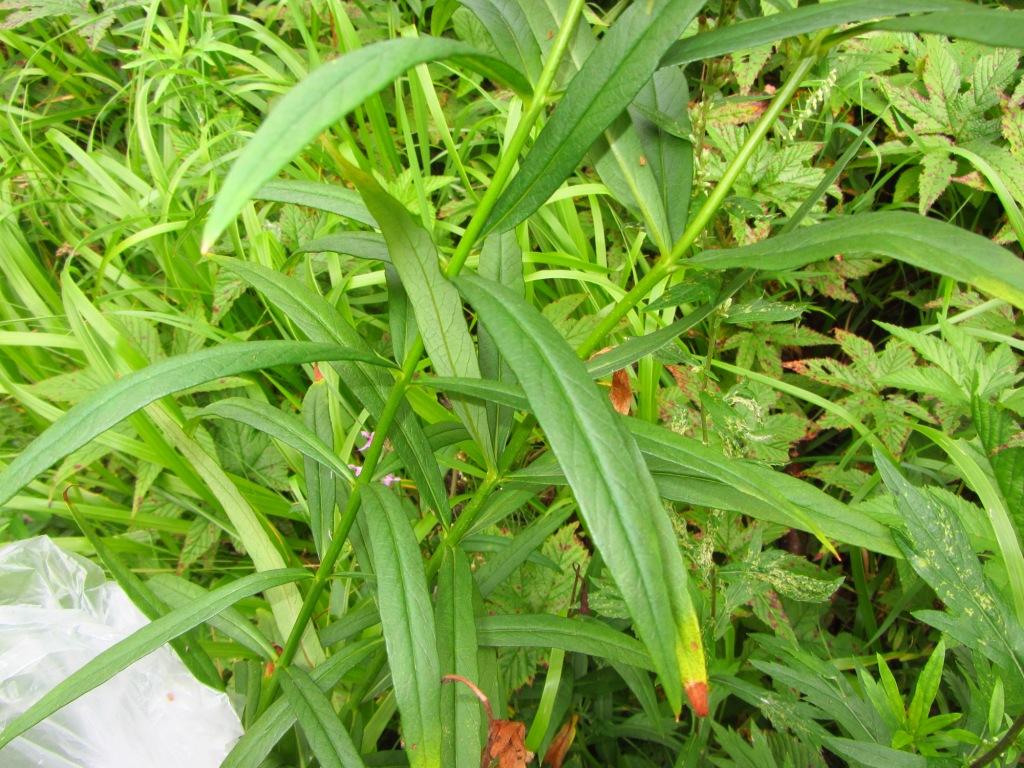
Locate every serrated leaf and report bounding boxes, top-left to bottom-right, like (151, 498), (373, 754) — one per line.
(918, 151), (956, 214)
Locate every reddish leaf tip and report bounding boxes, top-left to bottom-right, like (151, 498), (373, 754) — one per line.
(685, 681), (709, 717)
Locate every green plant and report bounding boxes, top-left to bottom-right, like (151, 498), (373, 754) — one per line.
(1, 1), (1024, 766)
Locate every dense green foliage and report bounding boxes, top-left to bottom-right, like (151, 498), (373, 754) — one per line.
(1, 0), (1023, 766)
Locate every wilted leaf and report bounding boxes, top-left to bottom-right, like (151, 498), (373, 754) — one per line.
(542, 714), (578, 768)
(487, 719), (534, 768)
(610, 369), (632, 415)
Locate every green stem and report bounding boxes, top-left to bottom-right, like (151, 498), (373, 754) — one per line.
(263, 0), (588, 708)
(577, 54), (818, 358)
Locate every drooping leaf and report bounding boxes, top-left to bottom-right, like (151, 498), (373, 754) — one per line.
(343, 163), (494, 466)
(690, 212), (1024, 310)
(255, 179), (376, 227)
(280, 666), (366, 768)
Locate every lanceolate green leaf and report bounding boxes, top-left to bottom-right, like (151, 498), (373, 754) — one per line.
(436, 547), (482, 768)
(220, 638), (383, 768)
(343, 164), (495, 467)
(0, 341), (375, 507)
(201, 397), (357, 486)
(202, 37), (529, 249)
(363, 485), (442, 768)
(659, 0), (965, 66)
(866, 8), (1024, 49)
(484, 0), (706, 234)
(477, 614), (653, 671)
(254, 180), (376, 227)
(455, 273), (704, 714)
(689, 212), (1024, 310)
(280, 667), (366, 768)
(217, 258), (449, 516)
(459, 0), (543, 83)
(0, 568), (312, 751)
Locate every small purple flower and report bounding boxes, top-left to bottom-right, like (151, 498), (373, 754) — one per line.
(357, 430), (374, 453)
(348, 464), (362, 477)
(380, 474), (401, 488)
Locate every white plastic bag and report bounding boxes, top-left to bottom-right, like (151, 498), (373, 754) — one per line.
(0, 536), (243, 767)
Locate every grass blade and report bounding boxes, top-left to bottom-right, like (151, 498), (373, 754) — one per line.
(455, 273), (705, 715)
(484, 0), (706, 234)
(202, 37), (529, 249)
(280, 666), (366, 768)
(363, 485), (442, 768)
(0, 568), (312, 751)
(0, 341), (375, 507)
(689, 212), (1024, 310)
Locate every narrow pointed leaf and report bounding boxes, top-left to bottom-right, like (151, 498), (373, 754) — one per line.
(202, 37), (529, 249)
(0, 341), (375, 507)
(484, 0), (706, 234)
(690, 212), (1024, 310)
(254, 180), (376, 226)
(0, 569), (311, 750)
(363, 485), (442, 768)
(455, 273), (704, 714)
(281, 667), (366, 768)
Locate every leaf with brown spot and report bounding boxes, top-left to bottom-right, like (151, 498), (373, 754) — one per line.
(610, 369), (632, 415)
(542, 714), (578, 768)
(486, 719), (533, 768)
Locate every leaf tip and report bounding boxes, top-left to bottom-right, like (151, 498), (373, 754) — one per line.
(685, 680), (709, 717)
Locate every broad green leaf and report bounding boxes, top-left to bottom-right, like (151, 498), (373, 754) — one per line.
(281, 667), (366, 768)
(822, 738), (926, 768)
(220, 638), (382, 768)
(455, 273), (703, 714)
(363, 485), (442, 768)
(659, 0), (965, 66)
(689, 212), (1024, 310)
(217, 259), (449, 516)
(912, 425), (1024, 624)
(477, 613), (653, 670)
(418, 374), (896, 555)
(202, 37), (529, 249)
(343, 164), (494, 467)
(484, 0), (706, 234)
(0, 568), (311, 750)
(255, 180), (376, 227)
(0, 341), (375, 507)
(436, 547), (482, 768)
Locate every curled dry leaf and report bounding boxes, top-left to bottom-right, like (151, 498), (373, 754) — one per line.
(442, 674), (534, 767)
(610, 368), (632, 415)
(542, 714), (578, 768)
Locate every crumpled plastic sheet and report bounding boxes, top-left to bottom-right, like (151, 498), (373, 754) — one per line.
(0, 536), (243, 767)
